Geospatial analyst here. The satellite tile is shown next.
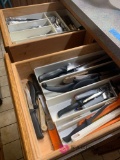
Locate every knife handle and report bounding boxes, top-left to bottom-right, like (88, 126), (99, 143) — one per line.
(30, 109), (44, 139)
(73, 78), (98, 89)
(57, 101), (81, 118)
(62, 122), (87, 143)
(28, 81), (38, 109)
(30, 74), (42, 95)
(38, 68), (66, 82)
(0, 99), (2, 106)
(42, 82), (74, 93)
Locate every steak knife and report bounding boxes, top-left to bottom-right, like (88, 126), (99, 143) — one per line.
(30, 74), (62, 150)
(38, 55), (111, 82)
(24, 86), (43, 139)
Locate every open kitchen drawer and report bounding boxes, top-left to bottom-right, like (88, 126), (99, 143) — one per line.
(4, 43), (120, 160)
(0, 1), (94, 62)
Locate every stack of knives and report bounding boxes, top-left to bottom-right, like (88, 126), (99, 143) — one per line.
(24, 74), (62, 150)
(24, 54), (120, 148)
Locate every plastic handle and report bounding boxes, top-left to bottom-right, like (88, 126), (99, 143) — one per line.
(30, 74), (42, 95)
(30, 109), (44, 139)
(38, 68), (66, 82)
(57, 101), (81, 118)
(62, 122), (87, 143)
(42, 82), (74, 93)
(73, 78), (98, 90)
(28, 81), (38, 109)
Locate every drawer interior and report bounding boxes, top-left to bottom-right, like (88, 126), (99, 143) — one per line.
(7, 43), (120, 159)
(2, 2), (83, 44)
(0, 1), (95, 63)
(8, 30), (88, 62)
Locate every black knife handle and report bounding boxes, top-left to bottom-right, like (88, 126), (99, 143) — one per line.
(0, 99), (2, 106)
(28, 81), (38, 109)
(62, 122), (87, 143)
(63, 103), (110, 142)
(73, 78), (99, 90)
(38, 68), (67, 82)
(30, 74), (42, 95)
(42, 82), (74, 93)
(30, 109), (44, 139)
(57, 101), (82, 118)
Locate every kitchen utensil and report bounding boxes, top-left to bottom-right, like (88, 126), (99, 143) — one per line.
(24, 86), (43, 139)
(30, 74), (62, 150)
(71, 108), (120, 142)
(42, 77), (98, 93)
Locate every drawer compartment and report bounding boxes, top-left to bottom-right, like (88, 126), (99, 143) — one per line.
(5, 43), (120, 160)
(0, 1), (94, 62)
(7, 30), (87, 62)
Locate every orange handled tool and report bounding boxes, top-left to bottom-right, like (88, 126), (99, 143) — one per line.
(48, 124), (62, 150)
(78, 97), (120, 126)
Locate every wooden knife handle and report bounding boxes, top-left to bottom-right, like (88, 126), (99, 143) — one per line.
(38, 98), (47, 132)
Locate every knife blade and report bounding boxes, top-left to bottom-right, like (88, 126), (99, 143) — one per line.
(38, 55), (111, 82)
(41, 77), (99, 93)
(57, 87), (110, 118)
(24, 86), (43, 139)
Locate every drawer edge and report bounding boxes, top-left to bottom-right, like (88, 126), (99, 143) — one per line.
(4, 53), (36, 160)
(0, 11), (12, 48)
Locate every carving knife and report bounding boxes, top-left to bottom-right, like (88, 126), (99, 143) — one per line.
(41, 77), (98, 93)
(30, 74), (62, 150)
(24, 86), (43, 139)
(38, 55), (110, 82)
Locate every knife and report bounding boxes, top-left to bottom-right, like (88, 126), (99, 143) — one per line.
(63, 96), (120, 143)
(38, 62), (80, 82)
(63, 65), (120, 84)
(71, 108), (120, 142)
(30, 74), (62, 150)
(62, 103), (109, 142)
(24, 86), (44, 139)
(7, 17), (38, 21)
(57, 91), (107, 118)
(57, 85), (111, 118)
(27, 80), (47, 131)
(0, 87), (2, 105)
(63, 73), (99, 84)
(38, 55), (111, 82)
(41, 77), (99, 93)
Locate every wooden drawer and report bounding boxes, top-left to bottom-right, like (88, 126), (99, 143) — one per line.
(5, 43), (120, 160)
(0, 1), (94, 62)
